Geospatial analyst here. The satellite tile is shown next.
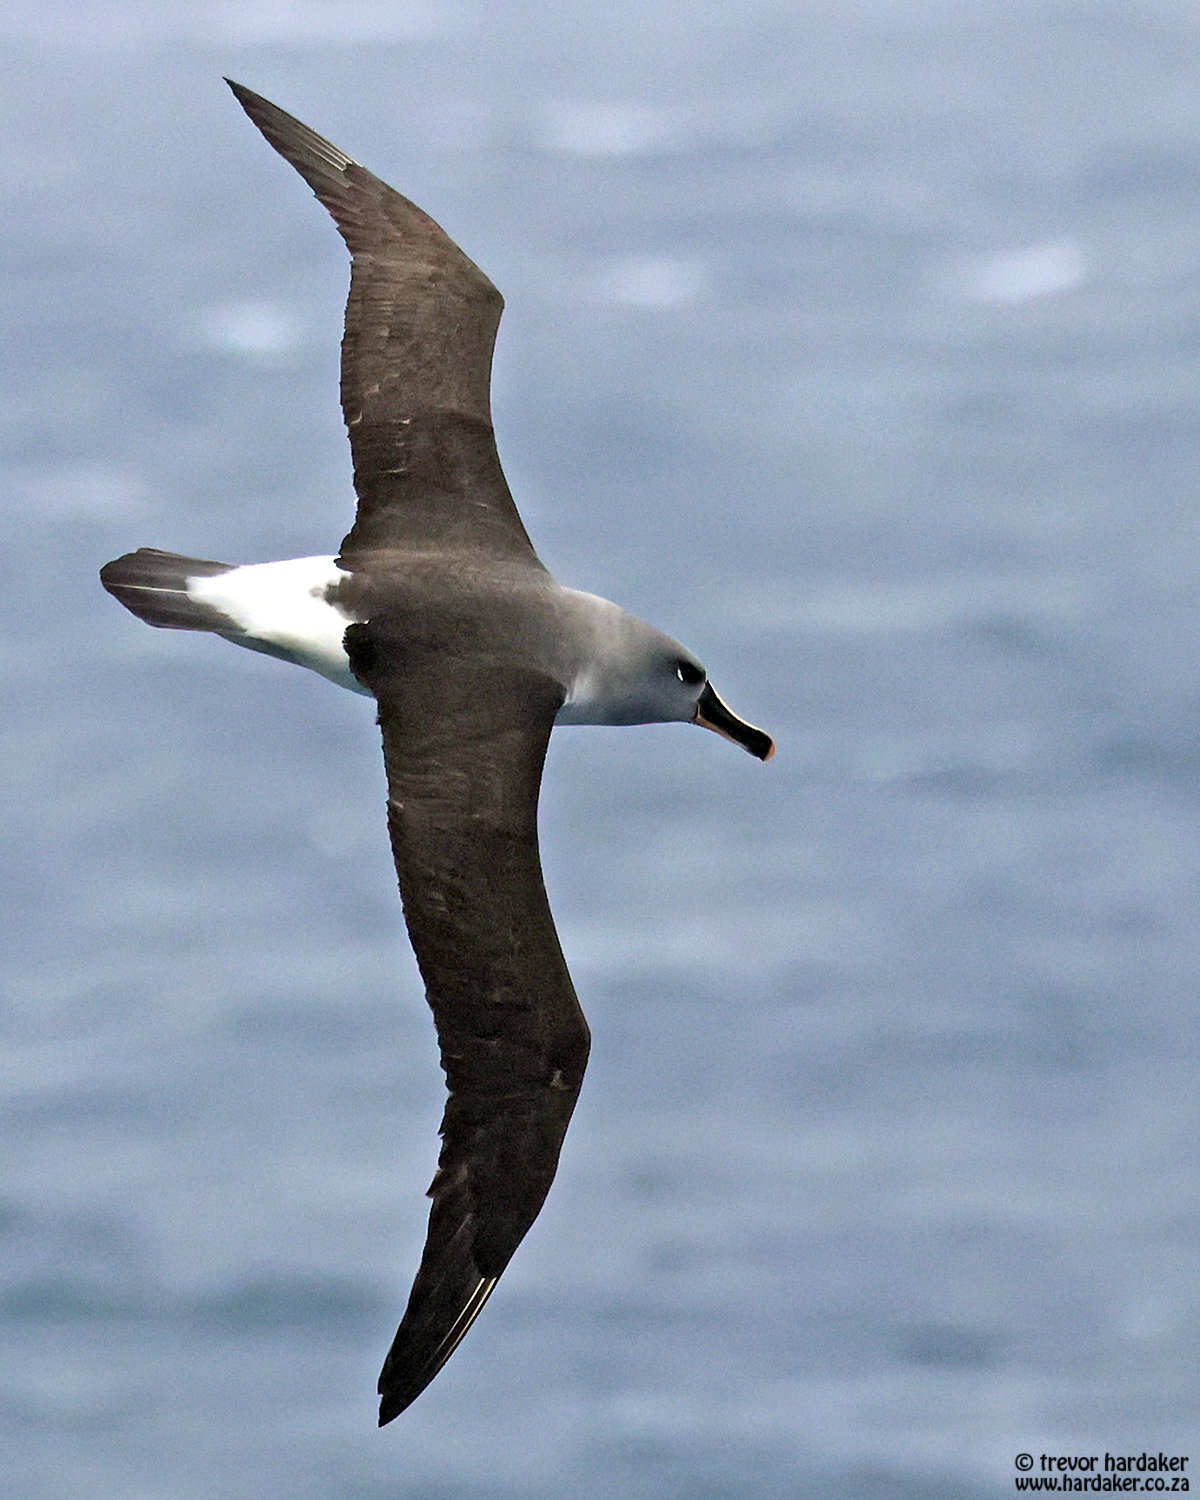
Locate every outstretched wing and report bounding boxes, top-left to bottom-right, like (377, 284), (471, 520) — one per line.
(227, 82), (585, 1423)
(349, 627), (590, 1423)
(226, 81), (540, 567)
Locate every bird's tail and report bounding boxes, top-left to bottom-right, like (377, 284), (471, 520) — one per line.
(100, 547), (237, 632)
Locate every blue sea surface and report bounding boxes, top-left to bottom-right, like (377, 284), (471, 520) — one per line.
(2, 2), (1199, 1495)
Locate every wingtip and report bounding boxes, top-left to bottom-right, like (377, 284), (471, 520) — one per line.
(373, 1271), (502, 1423)
(223, 78), (283, 130)
(377, 1372), (421, 1427)
(222, 76), (359, 205)
(376, 1370), (429, 1426)
(223, 78), (277, 134)
(377, 1393), (406, 1427)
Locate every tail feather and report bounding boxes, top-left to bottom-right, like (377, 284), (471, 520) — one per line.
(100, 547), (237, 632)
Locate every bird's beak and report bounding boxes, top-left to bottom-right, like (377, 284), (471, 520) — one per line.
(693, 683), (775, 760)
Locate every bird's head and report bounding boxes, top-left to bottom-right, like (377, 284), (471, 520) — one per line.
(556, 596), (774, 760)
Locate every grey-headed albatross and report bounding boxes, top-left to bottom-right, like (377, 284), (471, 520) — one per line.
(101, 82), (773, 1425)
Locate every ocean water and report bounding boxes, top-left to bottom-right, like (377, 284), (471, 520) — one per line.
(2, 2), (1200, 1495)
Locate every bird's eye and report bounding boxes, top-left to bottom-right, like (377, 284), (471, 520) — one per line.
(675, 660), (705, 686)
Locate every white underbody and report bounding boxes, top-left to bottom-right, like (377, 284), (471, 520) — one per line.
(188, 556), (368, 695)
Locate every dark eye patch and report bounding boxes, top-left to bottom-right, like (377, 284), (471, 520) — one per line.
(675, 659), (705, 685)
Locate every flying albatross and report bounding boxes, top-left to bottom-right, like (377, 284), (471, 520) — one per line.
(101, 81), (773, 1425)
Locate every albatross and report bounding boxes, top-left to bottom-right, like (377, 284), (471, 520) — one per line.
(100, 82), (773, 1425)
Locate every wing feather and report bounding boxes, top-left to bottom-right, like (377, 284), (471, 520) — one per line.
(226, 82), (581, 1423)
(226, 81), (539, 565)
(351, 634), (589, 1423)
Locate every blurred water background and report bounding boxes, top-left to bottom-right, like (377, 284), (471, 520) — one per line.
(3, 1), (1200, 1495)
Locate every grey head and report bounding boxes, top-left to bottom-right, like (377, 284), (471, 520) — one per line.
(554, 588), (774, 758)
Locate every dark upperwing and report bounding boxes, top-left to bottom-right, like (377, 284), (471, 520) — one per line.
(227, 83), (589, 1423)
(360, 644), (589, 1424)
(226, 80), (542, 567)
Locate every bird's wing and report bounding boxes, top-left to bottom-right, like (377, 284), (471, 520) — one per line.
(346, 624), (590, 1424)
(227, 82), (585, 1421)
(226, 81), (541, 567)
